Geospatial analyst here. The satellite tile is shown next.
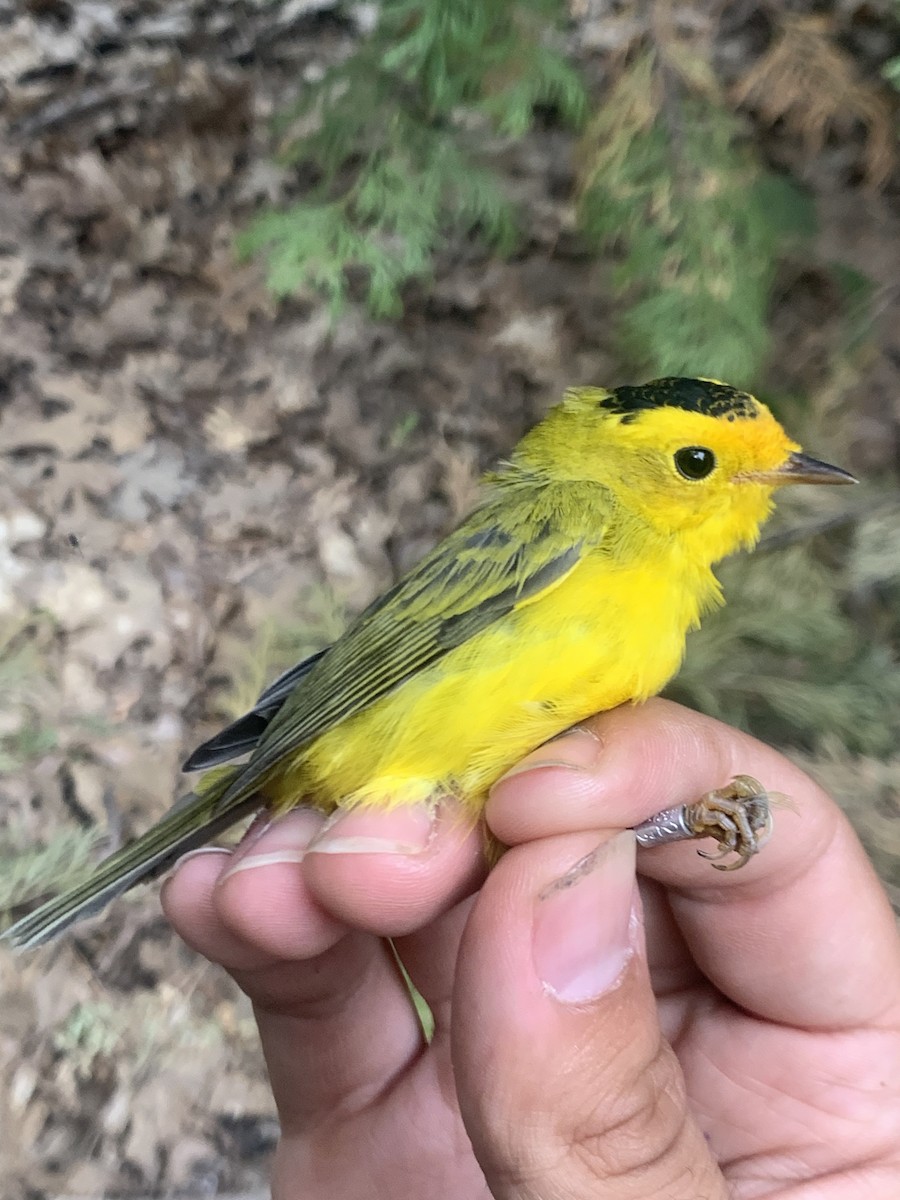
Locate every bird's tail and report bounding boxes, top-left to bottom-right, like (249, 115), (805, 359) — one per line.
(3, 767), (259, 949)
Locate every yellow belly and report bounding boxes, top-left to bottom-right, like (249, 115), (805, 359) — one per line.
(267, 550), (718, 816)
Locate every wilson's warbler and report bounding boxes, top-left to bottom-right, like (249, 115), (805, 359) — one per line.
(5, 377), (854, 948)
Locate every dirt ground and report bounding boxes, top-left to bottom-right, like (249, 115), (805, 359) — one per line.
(0, 3), (898, 1197)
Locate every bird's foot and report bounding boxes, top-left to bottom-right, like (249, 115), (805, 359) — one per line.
(632, 774), (779, 871)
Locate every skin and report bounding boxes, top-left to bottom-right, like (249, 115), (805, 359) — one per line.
(163, 698), (900, 1200)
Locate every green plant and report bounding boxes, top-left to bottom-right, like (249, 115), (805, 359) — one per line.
(239, 0), (585, 315)
(669, 527), (900, 757)
(0, 825), (101, 914)
(225, 585), (347, 717)
(52, 990), (229, 1079)
(577, 51), (815, 387)
(0, 618), (57, 773)
(0, 617), (108, 916)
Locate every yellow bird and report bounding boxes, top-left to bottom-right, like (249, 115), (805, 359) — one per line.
(5, 377), (854, 947)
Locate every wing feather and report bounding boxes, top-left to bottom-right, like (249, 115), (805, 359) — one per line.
(182, 648), (329, 771)
(211, 480), (605, 807)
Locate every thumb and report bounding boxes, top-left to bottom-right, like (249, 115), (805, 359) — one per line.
(451, 830), (727, 1200)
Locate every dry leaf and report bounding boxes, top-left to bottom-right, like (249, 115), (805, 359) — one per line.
(734, 15), (895, 187)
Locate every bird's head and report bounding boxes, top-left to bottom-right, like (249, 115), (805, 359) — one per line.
(518, 377), (855, 561)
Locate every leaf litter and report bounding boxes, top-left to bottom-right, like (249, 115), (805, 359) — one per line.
(0, 2), (897, 1197)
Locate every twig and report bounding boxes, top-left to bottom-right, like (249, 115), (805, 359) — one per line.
(13, 79), (157, 139)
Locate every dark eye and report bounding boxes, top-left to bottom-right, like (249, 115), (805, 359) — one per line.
(674, 446), (716, 480)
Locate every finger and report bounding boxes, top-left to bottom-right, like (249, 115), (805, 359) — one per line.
(300, 799), (485, 936)
(163, 810), (349, 969)
(166, 799), (483, 962)
(487, 699), (900, 1029)
(636, 876), (701, 1010)
(164, 801), (485, 1129)
(239, 933), (425, 1132)
(452, 829), (728, 1200)
(393, 895), (475, 1032)
(299, 802), (485, 1037)
(162, 813), (429, 1130)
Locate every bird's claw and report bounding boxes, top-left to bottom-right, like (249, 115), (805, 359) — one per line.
(633, 774), (776, 870)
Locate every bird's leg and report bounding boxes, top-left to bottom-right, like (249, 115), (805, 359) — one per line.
(632, 775), (777, 871)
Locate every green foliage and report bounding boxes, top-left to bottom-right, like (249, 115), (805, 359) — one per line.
(226, 585), (347, 717)
(883, 1), (900, 90)
(53, 993), (226, 1078)
(0, 825), (100, 914)
(0, 618), (107, 917)
(829, 262), (879, 354)
(53, 999), (121, 1068)
(670, 533), (900, 757)
(577, 52), (815, 388)
(240, 138), (516, 317)
(389, 410), (421, 448)
(0, 618), (57, 773)
(390, 941), (435, 1040)
(239, 0), (585, 315)
(242, 3), (887, 378)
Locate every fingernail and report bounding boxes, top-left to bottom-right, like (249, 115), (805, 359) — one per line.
(174, 847), (232, 868)
(160, 847), (232, 903)
(533, 830), (638, 1004)
(237, 811), (273, 852)
(223, 849), (308, 877)
(490, 728), (602, 795)
(220, 810), (320, 881)
(305, 803), (437, 856)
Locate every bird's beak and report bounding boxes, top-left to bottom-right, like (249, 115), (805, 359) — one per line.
(740, 452), (858, 487)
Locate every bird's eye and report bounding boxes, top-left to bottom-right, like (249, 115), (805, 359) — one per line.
(674, 446), (716, 480)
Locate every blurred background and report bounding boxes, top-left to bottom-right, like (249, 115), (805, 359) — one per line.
(0, 1), (897, 1195)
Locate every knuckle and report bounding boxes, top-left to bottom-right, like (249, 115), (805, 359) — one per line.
(569, 1036), (694, 1182)
(471, 1036), (705, 1198)
(594, 698), (740, 806)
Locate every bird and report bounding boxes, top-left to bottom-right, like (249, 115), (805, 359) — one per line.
(4, 377), (855, 948)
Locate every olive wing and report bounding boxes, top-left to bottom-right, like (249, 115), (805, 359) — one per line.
(219, 490), (595, 797)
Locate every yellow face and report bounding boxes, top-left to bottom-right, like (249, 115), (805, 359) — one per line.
(603, 402), (800, 547)
(520, 378), (853, 564)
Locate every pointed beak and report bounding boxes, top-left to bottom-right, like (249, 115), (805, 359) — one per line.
(740, 452), (858, 487)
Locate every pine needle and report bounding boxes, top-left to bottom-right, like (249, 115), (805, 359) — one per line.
(239, 0), (585, 315)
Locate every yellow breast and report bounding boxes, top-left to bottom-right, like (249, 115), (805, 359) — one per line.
(265, 539), (720, 817)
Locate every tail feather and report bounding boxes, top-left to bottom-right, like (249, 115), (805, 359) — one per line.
(3, 771), (258, 950)
(182, 648), (327, 772)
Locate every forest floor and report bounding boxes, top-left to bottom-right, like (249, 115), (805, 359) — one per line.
(0, 3), (898, 1197)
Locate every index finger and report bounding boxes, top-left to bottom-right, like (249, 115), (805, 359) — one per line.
(486, 698), (900, 1030)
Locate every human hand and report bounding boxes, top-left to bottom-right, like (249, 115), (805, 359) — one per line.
(162, 699), (900, 1199)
